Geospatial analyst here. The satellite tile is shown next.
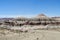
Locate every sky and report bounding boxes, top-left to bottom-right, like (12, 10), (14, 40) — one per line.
(0, 0), (60, 18)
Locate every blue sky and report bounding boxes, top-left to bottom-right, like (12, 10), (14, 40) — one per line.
(0, 0), (60, 18)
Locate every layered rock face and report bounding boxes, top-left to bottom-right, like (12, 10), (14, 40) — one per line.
(0, 14), (60, 26)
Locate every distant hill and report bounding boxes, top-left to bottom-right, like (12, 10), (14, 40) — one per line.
(0, 18), (14, 21)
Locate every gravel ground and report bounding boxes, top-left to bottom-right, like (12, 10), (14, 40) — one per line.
(0, 30), (60, 40)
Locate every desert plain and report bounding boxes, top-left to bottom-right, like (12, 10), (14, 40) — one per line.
(0, 29), (60, 40)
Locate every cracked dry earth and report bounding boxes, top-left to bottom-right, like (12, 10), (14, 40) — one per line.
(0, 30), (60, 40)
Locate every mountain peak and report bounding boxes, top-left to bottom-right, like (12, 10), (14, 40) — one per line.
(37, 14), (46, 17)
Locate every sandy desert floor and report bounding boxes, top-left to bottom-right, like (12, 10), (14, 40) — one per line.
(0, 29), (60, 40)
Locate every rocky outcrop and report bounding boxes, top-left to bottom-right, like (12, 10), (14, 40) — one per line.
(0, 14), (60, 26)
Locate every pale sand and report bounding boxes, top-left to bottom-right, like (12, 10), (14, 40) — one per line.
(0, 30), (60, 40)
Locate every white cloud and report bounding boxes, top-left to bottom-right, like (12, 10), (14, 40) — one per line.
(0, 15), (34, 18)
